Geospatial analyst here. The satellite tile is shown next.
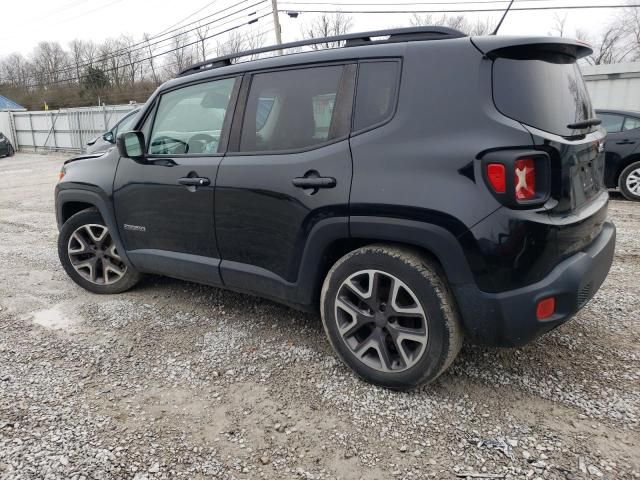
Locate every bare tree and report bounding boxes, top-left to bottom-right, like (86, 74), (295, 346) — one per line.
(410, 13), (494, 35)
(142, 33), (160, 85)
(69, 40), (85, 84)
(215, 30), (247, 57)
(164, 31), (194, 78)
(32, 41), (69, 85)
(579, 25), (629, 65)
(621, 5), (640, 60)
(302, 12), (353, 49)
(244, 30), (267, 58)
(195, 24), (210, 62)
(549, 13), (568, 37)
(0, 53), (32, 88)
(120, 35), (143, 86)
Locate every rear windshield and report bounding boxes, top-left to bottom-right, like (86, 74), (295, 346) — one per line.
(493, 55), (593, 137)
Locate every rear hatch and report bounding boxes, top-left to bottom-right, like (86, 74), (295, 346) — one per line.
(474, 36), (606, 214)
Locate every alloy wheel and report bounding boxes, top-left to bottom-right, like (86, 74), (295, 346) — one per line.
(67, 224), (127, 285)
(625, 167), (640, 196)
(334, 269), (428, 372)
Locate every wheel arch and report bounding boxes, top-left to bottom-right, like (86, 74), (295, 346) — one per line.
(618, 154), (640, 184)
(299, 216), (475, 309)
(56, 187), (132, 267)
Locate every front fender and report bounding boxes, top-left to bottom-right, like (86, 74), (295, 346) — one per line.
(55, 186), (132, 268)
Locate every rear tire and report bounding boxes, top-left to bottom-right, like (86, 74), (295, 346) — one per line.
(58, 208), (140, 294)
(320, 244), (463, 390)
(619, 160), (640, 201)
(7, 145), (14, 157)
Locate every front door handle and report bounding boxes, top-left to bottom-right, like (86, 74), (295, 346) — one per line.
(616, 140), (636, 145)
(292, 177), (336, 189)
(178, 176), (210, 187)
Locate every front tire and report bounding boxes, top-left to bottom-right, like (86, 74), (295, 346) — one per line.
(619, 160), (640, 201)
(58, 208), (140, 294)
(320, 244), (463, 390)
(7, 145), (14, 157)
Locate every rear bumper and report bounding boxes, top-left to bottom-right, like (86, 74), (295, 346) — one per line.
(453, 221), (615, 347)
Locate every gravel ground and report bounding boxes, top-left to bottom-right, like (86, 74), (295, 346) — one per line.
(0, 152), (638, 480)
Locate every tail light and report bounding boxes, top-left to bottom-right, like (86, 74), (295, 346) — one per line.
(487, 163), (506, 193)
(514, 157), (535, 200)
(482, 151), (550, 208)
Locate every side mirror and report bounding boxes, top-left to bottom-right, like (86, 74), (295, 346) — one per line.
(102, 131), (115, 143)
(117, 131), (145, 160)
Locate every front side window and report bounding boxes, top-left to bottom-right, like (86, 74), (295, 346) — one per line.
(598, 113), (624, 133)
(239, 65), (344, 152)
(353, 61), (400, 132)
(623, 116), (640, 131)
(148, 77), (236, 155)
(114, 110), (139, 137)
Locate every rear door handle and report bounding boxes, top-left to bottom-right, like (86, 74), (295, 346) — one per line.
(616, 140), (636, 145)
(178, 177), (210, 187)
(292, 177), (336, 188)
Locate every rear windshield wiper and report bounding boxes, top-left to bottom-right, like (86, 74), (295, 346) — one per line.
(567, 118), (602, 130)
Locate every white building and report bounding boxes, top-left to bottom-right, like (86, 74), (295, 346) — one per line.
(582, 62), (640, 111)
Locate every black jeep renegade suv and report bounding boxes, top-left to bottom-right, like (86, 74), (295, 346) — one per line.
(55, 27), (616, 390)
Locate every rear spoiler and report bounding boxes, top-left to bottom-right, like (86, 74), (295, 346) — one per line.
(471, 36), (593, 60)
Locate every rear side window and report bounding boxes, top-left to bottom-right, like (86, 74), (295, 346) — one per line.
(493, 56), (593, 137)
(623, 116), (640, 131)
(598, 113), (624, 133)
(354, 61), (399, 132)
(239, 65), (344, 152)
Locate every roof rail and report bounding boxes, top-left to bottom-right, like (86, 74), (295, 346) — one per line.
(179, 26), (465, 77)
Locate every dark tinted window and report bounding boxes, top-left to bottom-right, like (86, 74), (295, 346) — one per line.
(623, 116), (640, 131)
(493, 56), (593, 136)
(354, 61), (399, 131)
(239, 65), (344, 152)
(598, 113), (624, 133)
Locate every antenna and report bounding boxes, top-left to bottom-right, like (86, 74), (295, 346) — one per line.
(492, 0), (516, 35)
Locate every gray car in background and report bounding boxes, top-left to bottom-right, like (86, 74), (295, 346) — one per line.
(86, 108), (140, 153)
(0, 132), (15, 157)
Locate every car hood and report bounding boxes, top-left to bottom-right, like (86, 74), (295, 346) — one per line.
(64, 150), (110, 165)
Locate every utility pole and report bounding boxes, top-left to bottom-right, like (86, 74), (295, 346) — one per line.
(271, 0), (282, 53)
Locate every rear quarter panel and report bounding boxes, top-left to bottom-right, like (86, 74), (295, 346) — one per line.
(348, 38), (532, 234)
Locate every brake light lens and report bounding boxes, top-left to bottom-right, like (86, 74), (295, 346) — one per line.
(487, 163), (506, 193)
(58, 167), (66, 181)
(514, 157), (535, 200)
(536, 297), (556, 320)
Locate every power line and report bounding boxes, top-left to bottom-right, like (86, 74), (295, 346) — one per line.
(17, 12), (274, 89)
(57, 0), (126, 25)
(281, 0), (580, 4)
(155, 0), (226, 36)
(131, 0), (268, 50)
(0, 1), (269, 85)
(15, 26), (278, 108)
(279, 3), (640, 13)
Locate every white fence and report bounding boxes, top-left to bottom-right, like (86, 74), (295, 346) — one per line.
(582, 62), (640, 111)
(0, 104), (138, 153)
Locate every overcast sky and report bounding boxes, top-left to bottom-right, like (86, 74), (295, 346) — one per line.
(0, 0), (627, 57)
